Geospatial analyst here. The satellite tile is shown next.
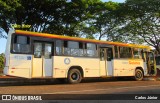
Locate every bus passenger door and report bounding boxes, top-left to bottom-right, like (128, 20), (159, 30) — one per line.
(100, 48), (113, 76)
(146, 52), (156, 75)
(106, 48), (113, 76)
(100, 48), (107, 76)
(43, 43), (53, 77)
(32, 42), (53, 77)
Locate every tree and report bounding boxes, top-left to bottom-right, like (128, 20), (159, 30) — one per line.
(0, 53), (4, 71)
(119, 0), (160, 53)
(0, 0), (68, 35)
(82, 1), (124, 41)
(46, 0), (103, 37)
(0, 0), (103, 38)
(0, 0), (21, 38)
(2, 0), (159, 50)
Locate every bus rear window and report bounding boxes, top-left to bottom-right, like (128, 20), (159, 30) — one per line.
(12, 35), (31, 54)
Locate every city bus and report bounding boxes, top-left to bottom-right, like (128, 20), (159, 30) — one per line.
(3, 29), (157, 84)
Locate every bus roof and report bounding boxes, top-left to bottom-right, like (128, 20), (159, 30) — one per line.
(15, 30), (150, 50)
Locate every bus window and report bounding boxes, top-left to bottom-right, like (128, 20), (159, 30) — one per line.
(156, 56), (160, 65)
(85, 43), (97, 57)
(63, 41), (84, 56)
(64, 41), (70, 55)
(34, 43), (42, 58)
(114, 46), (119, 58)
(107, 48), (113, 61)
(133, 48), (142, 59)
(119, 47), (132, 58)
(12, 35), (31, 53)
(149, 52), (154, 64)
(56, 40), (62, 55)
(79, 42), (83, 56)
(100, 49), (105, 61)
(68, 41), (79, 56)
(44, 43), (52, 59)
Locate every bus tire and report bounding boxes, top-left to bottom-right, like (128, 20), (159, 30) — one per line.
(67, 69), (82, 84)
(135, 69), (144, 81)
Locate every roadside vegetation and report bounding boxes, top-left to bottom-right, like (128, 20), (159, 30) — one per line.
(0, 0), (160, 53)
(0, 53), (4, 75)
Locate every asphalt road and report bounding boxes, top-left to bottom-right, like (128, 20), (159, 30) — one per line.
(0, 78), (160, 103)
(1, 80), (160, 94)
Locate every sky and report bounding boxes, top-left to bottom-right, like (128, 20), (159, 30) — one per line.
(0, 0), (126, 54)
(0, 32), (7, 54)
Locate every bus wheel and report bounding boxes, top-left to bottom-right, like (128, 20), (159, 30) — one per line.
(67, 69), (82, 84)
(135, 69), (144, 81)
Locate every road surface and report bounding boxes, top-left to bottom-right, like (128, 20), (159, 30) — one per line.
(0, 78), (160, 103)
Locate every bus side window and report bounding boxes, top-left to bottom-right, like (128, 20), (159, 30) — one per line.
(56, 40), (62, 55)
(64, 41), (70, 55)
(119, 47), (132, 58)
(68, 41), (79, 56)
(107, 48), (113, 61)
(13, 35), (31, 53)
(79, 42), (83, 56)
(100, 49), (105, 61)
(85, 43), (97, 57)
(34, 42), (42, 58)
(133, 48), (142, 59)
(114, 46), (119, 58)
(63, 41), (84, 56)
(44, 43), (52, 59)
(156, 56), (160, 65)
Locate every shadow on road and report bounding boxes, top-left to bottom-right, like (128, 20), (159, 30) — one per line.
(1, 69), (160, 86)
(0, 77), (136, 86)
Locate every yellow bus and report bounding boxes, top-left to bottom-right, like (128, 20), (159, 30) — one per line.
(3, 29), (156, 84)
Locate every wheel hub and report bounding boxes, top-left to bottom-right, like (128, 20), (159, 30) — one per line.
(71, 73), (79, 80)
(136, 71), (142, 78)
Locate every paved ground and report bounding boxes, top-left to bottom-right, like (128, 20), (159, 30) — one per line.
(0, 77), (160, 103)
(0, 80), (160, 94)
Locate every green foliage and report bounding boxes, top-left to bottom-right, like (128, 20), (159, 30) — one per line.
(0, 0), (160, 54)
(0, 53), (5, 71)
(0, 0), (120, 38)
(0, 0), (21, 34)
(88, 1), (121, 41)
(119, 0), (160, 53)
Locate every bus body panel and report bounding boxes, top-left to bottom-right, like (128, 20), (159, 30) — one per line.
(32, 57), (53, 77)
(100, 61), (106, 76)
(53, 56), (100, 78)
(113, 59), (144, 76)
(7, 54), (32, 78)
(32, 57), (43, 77)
